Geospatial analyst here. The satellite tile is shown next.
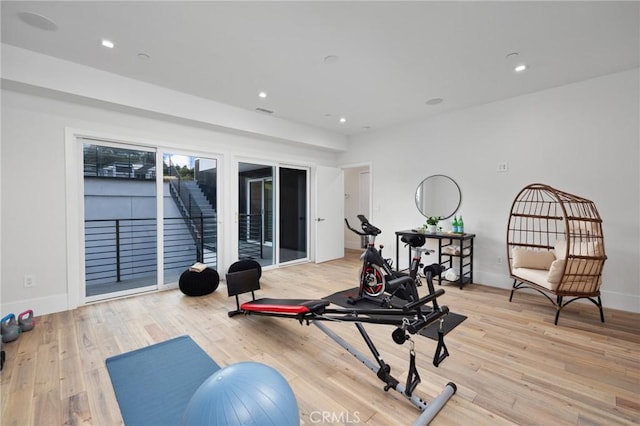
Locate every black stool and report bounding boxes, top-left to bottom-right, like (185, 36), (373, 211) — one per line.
(179, 267), (220, 296)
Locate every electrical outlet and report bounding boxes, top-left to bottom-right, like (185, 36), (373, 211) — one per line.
(24, 274), (35, 288)
(497, 256), (503, 265)
(497, 162), (509, 172)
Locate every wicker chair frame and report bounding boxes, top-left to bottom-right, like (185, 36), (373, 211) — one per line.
(506, 183), (607, 324)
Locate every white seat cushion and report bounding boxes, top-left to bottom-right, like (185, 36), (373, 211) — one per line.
(512, 267), (557, 291)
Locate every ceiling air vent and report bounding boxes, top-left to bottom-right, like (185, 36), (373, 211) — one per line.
(255, 107), (274, 114)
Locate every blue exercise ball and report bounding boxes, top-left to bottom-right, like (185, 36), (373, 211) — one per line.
(182, 361), (299, 426)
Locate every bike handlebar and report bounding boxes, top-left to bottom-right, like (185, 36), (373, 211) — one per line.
(344, 215), (381, 236)
(344, 218), (367, 236)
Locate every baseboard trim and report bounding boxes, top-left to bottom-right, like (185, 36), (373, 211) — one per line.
(475, 271), (639, 313)
(600, 289), (639, 314)
(2, 293), (69, 318)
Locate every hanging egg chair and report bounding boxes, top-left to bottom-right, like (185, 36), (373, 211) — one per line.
(506, 183), (606, 325)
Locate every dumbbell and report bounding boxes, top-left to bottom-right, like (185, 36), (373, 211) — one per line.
(18, 310), (35, 332)
(1, 314), (21, 343)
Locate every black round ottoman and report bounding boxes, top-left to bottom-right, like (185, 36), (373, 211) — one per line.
(179, 268), (220, 296)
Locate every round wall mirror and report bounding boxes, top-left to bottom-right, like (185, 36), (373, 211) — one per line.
(415, 175), (461, 220)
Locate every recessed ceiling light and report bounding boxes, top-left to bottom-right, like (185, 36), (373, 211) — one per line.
(17, 11), (58, 31)
(514, 64), (527, 72)
(339, 117), (347, 123)
(101, 39), (115, 49)
(426, 98), (444, 105)
(258, 91), (267, 98)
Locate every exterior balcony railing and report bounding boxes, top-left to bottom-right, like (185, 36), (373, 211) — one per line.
(84, 215), (217, 287)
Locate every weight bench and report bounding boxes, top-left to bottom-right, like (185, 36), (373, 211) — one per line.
(240, 298), (330, 315)
(227, 269), (329, 317)
(225, 267), (456, 426)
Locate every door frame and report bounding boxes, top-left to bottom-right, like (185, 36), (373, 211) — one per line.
(67, 130), (164, 307)
(234, 159), (311, 268)
(65, 128), (224, 309)
(341, 163), (373, 250)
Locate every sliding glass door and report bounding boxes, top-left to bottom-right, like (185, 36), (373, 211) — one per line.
(83, 142), (158, 298)
(238, 163), (275, 266)
(237, 162), (308, 267)
(279, 167), (308, 263)
(82, 139), (219, 301)
(163, 153), (218, 284)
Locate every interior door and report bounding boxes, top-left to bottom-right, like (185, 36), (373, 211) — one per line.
(315, 166), (345, 263)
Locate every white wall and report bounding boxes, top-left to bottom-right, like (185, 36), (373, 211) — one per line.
(1, 87), (339, 316)
(339, 69), (640, 313)
(2, 58), (637, 316)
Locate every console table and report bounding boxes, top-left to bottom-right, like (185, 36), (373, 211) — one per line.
(395, 230), (476, 289)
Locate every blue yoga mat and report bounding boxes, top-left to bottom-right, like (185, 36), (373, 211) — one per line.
(106, 335), (220, 426)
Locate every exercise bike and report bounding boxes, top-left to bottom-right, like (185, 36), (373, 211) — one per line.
(345, 215), (437, 307)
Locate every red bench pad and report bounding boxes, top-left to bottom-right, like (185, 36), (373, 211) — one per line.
(241, 298), (330, 315)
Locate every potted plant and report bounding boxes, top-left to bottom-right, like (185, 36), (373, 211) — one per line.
(425, 216), (441, 233)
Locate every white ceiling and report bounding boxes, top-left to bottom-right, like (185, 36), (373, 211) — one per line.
(2, 1), (639, 136)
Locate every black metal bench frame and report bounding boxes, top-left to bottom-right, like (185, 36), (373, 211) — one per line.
(225, 268), (456, 425)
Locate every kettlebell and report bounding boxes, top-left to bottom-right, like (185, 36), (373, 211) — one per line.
(18, 310), (35, 332)
(1, 314), (21, 343)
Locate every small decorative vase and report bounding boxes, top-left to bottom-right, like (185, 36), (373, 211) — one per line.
(427, 224), (437, 233)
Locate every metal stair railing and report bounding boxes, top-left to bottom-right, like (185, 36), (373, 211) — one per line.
(168, 177), (217, 256)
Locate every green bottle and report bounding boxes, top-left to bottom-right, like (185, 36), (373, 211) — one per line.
(459, 216), (464, 234)
(452, 216), (459, 233)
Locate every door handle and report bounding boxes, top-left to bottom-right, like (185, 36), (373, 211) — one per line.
(316, 218), (325, 222)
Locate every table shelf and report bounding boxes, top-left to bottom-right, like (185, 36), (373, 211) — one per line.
(395, 230), (475, 289)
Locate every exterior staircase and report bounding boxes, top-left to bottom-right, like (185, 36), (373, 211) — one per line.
(181, 181), (217, 250)
(169, 178), (217, 252)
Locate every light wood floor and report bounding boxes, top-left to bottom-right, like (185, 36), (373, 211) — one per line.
(2, 250), (639, 425)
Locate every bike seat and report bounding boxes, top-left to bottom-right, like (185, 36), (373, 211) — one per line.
(401, 234), (426, 248)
